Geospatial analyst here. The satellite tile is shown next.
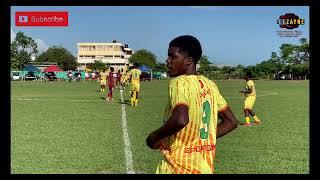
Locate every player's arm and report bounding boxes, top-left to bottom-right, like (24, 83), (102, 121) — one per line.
(246, 88), (252, 94)
(146, 104), (189, 150)
(217, 106), (238, 138)
(240, 82), (253, 94)
(240, 89), (252, 94)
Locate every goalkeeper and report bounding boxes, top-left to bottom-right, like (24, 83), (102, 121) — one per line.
(239, 73), (261, 126)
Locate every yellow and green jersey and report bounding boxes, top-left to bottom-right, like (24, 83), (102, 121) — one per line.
(245, 80), (256, 97)
(99, 72), (108, 81)
(161, 75), (228, 174)
(130, 68), (141, 84)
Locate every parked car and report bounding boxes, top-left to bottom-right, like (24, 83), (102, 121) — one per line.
(140, 72), (151, 81)
(25, 71), (37, 81)
(44, 72), (57, 81)
(11, 71), (20, 81)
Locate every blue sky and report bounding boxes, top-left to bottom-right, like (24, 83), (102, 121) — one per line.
(11, 6), (309, 66)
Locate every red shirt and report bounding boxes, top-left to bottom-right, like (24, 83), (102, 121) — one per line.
(108, 72), (114, 87)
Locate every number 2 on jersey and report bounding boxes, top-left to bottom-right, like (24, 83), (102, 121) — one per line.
(200, 101), (211, 139)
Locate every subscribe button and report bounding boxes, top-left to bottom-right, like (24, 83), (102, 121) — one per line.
(15, 11), (68, 26)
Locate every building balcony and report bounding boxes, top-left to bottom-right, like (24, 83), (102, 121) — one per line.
(77, 58), (129, 64)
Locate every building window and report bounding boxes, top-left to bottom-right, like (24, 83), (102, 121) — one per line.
(114, 46), (121, 51)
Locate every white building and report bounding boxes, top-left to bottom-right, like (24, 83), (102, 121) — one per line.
(77, 41), (134, 71)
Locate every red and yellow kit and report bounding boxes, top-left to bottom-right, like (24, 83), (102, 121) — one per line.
(157, 75), (228, 174)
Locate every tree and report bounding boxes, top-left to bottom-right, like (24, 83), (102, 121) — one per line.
(255, 60), (277, 79)
(153, 62), (167, 72)
(36, 46), (78, 70)
(11, 31), (38, 70)
(221, 66), (236, 79)
(233, 64), (245, 79)
(297, 38), (309, 63)
(279, 38), (309, 66)
(86, 60), (107, 71)
(129, 49), (157, 68)
(244, 66), (256, 78)
(198, 55), (212, 75)
(269, 38), (309, 80)
(302, 61), (309, 80)
(279, 44), (296, 64)
(270, 52), (284, 73)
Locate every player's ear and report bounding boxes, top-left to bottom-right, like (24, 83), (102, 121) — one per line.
(185, 57), (193, 66)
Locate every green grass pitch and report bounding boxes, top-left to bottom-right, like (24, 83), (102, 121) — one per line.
(11, 79), (309, 174)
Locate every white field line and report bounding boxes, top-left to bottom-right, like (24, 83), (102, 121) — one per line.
(12, 93), (136, 174)
(120, 90), (135, 174)
(226, 90), (279, 98)
(11, 90), (278, 173)
(11, 98), (101, 102)
(11, 90), (279, 101)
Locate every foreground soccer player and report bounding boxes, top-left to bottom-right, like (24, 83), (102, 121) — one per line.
(240, 74), (261, 126)
(129, 63), (142, 107)
(146, 35), (238, 174)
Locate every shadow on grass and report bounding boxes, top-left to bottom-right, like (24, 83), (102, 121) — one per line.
(118, 99), (131, 106)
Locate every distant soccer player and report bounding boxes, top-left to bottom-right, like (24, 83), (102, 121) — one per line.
(106, 67), (115, 101)
(120, 68), (126, 91)
(125, 70), (130, 87)
(99, 69), (108, 92)
(146, 35), (238, 174)
(112, 70), (118, 89)
(116, 69), (121, 88)
(129, 63), (142, 106)
(240, 73), (261, 126)
(67, 70), (73, 83)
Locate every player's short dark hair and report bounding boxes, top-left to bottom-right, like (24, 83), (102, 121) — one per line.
(110, 67), (114, 72)
(134, 63), (139, 68)
(245, 72), (252, 78)
(169, 35), (202, 64)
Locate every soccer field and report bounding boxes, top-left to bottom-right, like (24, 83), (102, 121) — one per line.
(11, 79), (309, 174)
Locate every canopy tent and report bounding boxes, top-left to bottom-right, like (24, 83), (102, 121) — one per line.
(139, 65), (153, 81)
(22, 64), (40, 72)
(139, 65), (151, 72)
(44, 65), (63, 72)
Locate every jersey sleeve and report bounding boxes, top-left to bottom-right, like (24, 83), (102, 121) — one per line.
(169, 79), (190, 109)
